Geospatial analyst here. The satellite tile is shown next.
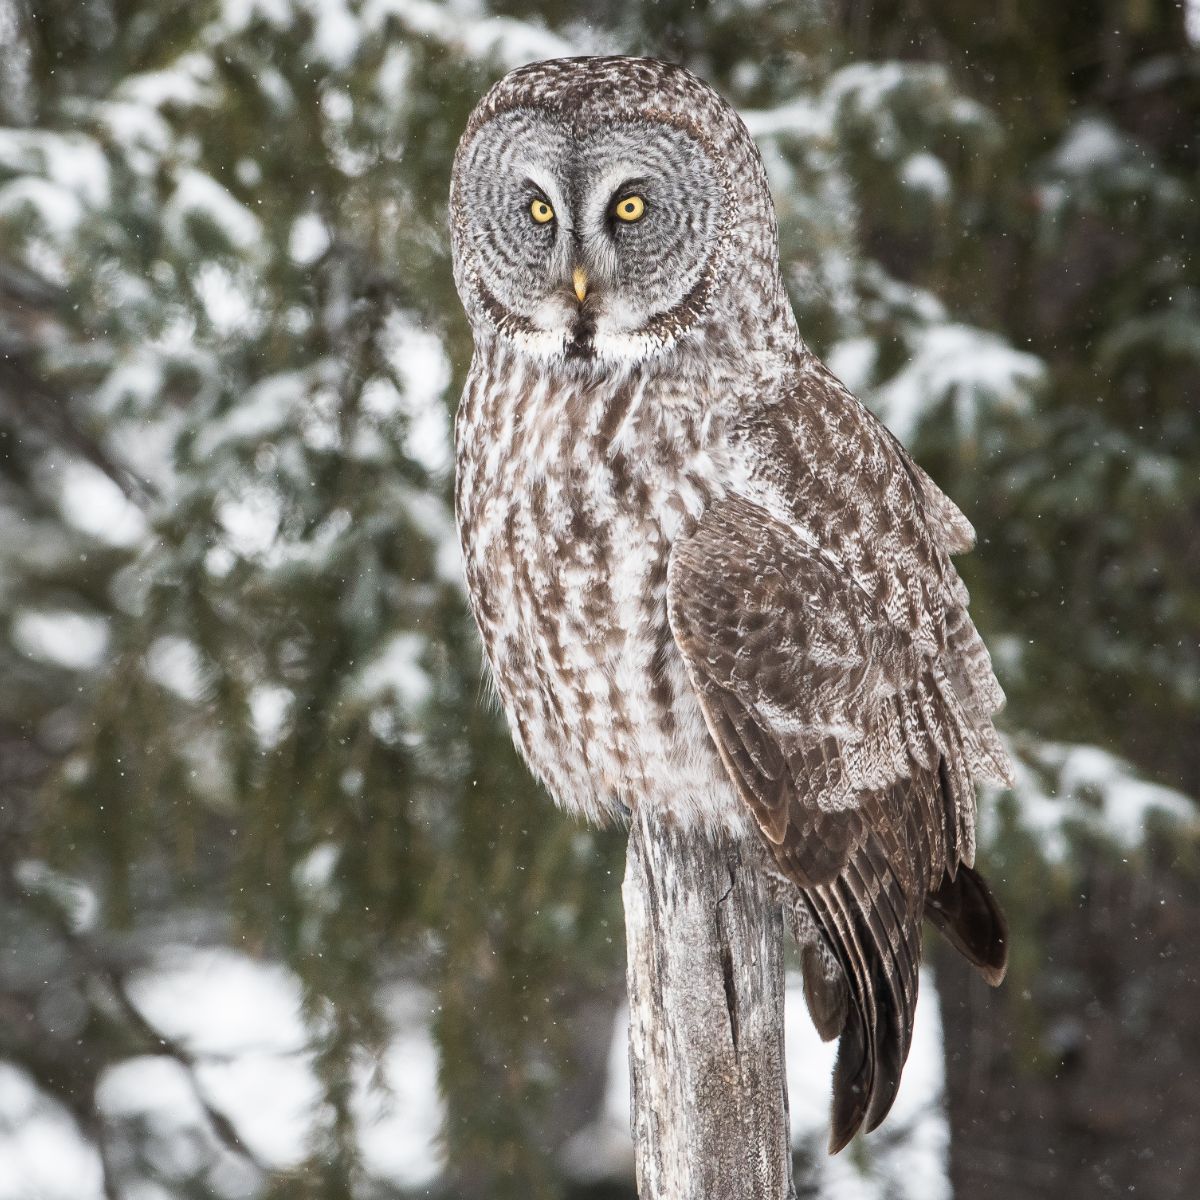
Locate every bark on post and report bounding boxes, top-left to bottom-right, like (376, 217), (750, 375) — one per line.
(623, 804), (795, 1199)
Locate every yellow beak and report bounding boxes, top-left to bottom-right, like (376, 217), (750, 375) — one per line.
(572, 266), (588, 303)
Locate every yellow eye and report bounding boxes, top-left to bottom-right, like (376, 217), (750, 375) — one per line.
(614, 195), (646, 222)
(530, 198), (554, 224)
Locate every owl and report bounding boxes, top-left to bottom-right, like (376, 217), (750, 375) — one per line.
(450, 56), (1012, 1152)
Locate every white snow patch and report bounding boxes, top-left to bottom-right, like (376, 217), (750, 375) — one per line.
(93, 353), (164, 416)
(12, 609), (109, 670)
(195, 370), (308, 456)
(0, 177), (85, 236)
(874, 323), (1044, 443)
(382, 312), (453, 474)
(1052, 117), (1130, 174)
(146, 636), (208, 702)
(113, 947), (443, 1182)
(362, 0), (584, 68)
(982, 739), (1196, 861)
(92, 100), (173, 175)
(215, 486), (282, 558)
(901, 151), (951, 201)
(115, 53), (218, 111)
(0, 1064), (104, 1200)
(194, 261), (264, 337)
(166, 169), (263, 253)
(215, 0), (293, 34)
(14, 861), (99, 933)
(129, 947), (309, 1057)
(353, 986), (445, 1187)
(825, 336), (879, 394)
(354, 633), (432, 708)
(0, 129), (110, 207)
(741, 97), (826, 141)
(294, 841), (340, 893)
(249, 684), (293, 749)
(787, 970), (950, 1199)
(58, 460), (148, 548)
(288, 211), (331, 264)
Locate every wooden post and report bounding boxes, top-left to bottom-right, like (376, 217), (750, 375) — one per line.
(623, 804), (796, 1199)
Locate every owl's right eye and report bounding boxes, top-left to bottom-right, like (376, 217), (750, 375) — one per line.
(530, 198), (555, 224)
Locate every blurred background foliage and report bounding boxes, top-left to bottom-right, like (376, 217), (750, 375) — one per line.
(0, 1), (1197, 1198)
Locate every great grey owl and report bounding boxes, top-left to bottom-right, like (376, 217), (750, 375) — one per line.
(450, 56), (1012, 1152)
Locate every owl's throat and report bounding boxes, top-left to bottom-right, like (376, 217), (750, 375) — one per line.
(564, 303), (598, 359)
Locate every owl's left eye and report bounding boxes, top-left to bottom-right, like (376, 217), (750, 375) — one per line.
(614, 195), (646, 222)
(530, 198), (555, 224)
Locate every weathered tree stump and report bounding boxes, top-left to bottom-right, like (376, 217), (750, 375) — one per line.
(623, 804), (796, 1199)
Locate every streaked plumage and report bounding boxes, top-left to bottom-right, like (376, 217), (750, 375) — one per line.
(450, 55), (1012, 1151)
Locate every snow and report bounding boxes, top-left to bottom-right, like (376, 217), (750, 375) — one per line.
(0, 177), (86, 236)
(249, 684), (293, 749)
(215, 486), (282, 559)
(0, 129), (111, 209)
(304, 0), (361, 67)
(165, 168), (264, 254)
(57, 460), (148, 549)
(146, 637), (208, 701)
(354, 988), (445, 1187)
(215, 0), (293, 34)
(13, 860), (99, 933)
(787, 970), (950, 1199)
(362, 0), (585, 67)
(130, 947), (308, 1056)
(0, 949), (448, 1194)
(825, 336), (879, 394)
(901, 151), (951, 201)
(1052, 116), (1130, 174)
(115, 53), (218, 111)
(288, 211), (331, 265)
(0, 1065), (103, 1200)
(94, 354), (165, 417)
(92, 100), (173, 175)
(11, 609), (110, 671)
(983, 739), (1197, 862)
(741, 97), (826, 141)
(294, 841), (340, 892)
(109, 948), (443, 1185)
(382, 312), (454, 475)
(874, 323), (1044, 444)
(194, 261), (264, 337)
(195, 371), (307, 456)
(353, 632), (433, 708)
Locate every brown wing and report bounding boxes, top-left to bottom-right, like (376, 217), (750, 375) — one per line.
(668, 491), (1009, 1151)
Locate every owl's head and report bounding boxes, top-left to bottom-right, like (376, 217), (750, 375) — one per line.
(450, 57), (788, 368)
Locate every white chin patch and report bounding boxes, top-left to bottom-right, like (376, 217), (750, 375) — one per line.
(507, 298), (676, 365)
(590, 329), (667, 362)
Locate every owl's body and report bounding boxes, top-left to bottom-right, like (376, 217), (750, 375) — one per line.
(451, 55), (1012, 1152)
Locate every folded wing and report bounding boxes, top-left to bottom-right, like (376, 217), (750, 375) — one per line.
(667, 490), (1010, 1151)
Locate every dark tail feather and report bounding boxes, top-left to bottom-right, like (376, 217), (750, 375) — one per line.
(829, 1003), (870, 1153)
(925, 863), (1009, 986)
(799, 939), (848, 1043)
(826, 923), (907, 1151)
(820, 852), (920, 1152)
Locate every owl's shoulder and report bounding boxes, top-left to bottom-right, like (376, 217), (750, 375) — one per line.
(733, 349), (976, 559)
